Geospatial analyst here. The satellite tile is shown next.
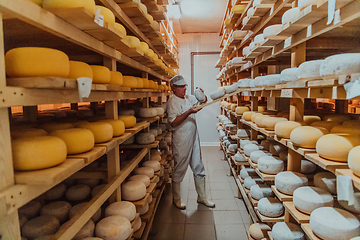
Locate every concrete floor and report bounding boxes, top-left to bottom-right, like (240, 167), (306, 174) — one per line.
(149, 146), (251, 240)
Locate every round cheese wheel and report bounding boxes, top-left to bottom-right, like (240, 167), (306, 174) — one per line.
(68, 60), (93, 79)
(18, 200), (42, 219)
(41, 122), (74, 133)
(310, 207), (360, 240)
(349, 145), (360, 177)
(109, 71), (123, 86)
(280, 67), (298, 82)
(313, 171), (336, 194)
(90, 65), (111, 84)
(293, 186), (334, 214)
(133, 167), (154, 178)
(290, 126), (328, 148)
(78, 122), (113, 143)
(114, 22), (126, 36)
(98, 119), (125, 137)
(95, 216), (131, 240)
(249, 223), (271, 239)
(323, 114), (351, 123)
(298, 60), (324, 80)
(91, 184), (105, 198)
(310, 121), (340, 131)
(77, 178), (100, 189)
(234, 152), (245, 162)
(237, 129), (250, 138)
(244, 143), (261, 156)
(129, 175), (150, 187)
(118, 115), (136, 128)
(121, 181), (147, 201)
(269, 143), (287, 156)
(316, 133), (360, 162)
(303, 115), (321, 125)
(50, 128), (94, 154)
(272, 222), (305, 240)
(275, 121), (302, 138)
(69, 202), (101, 222)
(5, 47), (70, 78)
(125, 36), (141, 48)
(257, 197), (284, 217)
(240, 139), (257, 149)
(255, 115), (270, 127)
(122, 76), (138, 88)
(262, 117), (288, 131)
(260, 139), (275, 150)
(320, 53), (360, 79)
(232, 4), (246, 13)
(136, 202), (149, 215)
(65, 184), (91, 201)
(254, 34), (264, 45)
(275, 171), (308, 195)
(155, 107), (165, 116)
(235, 106), (249, 115)
(95, 6), (115, 26)
(11, 128), (48, 139)
(159, 140), (167, 149)
(301, 160), (317, 173)
(250, 184), (273, 200)
(282, 7), (301, 24)
(22, 215), (60, 239)
(263, 24), (283, 38)
(132, 215), (142, 231)
(12, 136), (67, 171)
(258, 156), (284, 174)
(339, 192), (360, 214)
(42, 0), (96, 14)
(139, 42), (149, 55)
(105, 201), (136, 221)
(142, 160), (161, 172)
(194, 89), (206, 103)
(44, 183), (67, 200)
(225, 83), (239, 94)
(250, 150), (272, 163)
(331, 125), (360, 135)
(123, 135), (135, 145)
(40, 201), (71, 223)
(240, 168), (257, 179)
(150, 155), (161, 162)
(72, 219), (95, 240)
(251, 113), (262, 123)
(138, 108), (157, 118)
(244, 176), (264, 189)
(243, 111), (256, 121)
(136, 133), (155, 145)
(210, 89), (226, 100)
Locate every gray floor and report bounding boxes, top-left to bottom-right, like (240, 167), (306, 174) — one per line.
(149, 146), (251, 240)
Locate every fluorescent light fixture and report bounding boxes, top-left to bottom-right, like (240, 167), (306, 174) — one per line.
(167, 4), (181, 19)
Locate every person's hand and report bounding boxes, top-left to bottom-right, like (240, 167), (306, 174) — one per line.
(196, 87), (205, 93)
(189, 106), (200, 114)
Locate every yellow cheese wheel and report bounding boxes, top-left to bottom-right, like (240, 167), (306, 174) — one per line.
(262, 117), (288, 131)
(122, 76), (138, 88)
(136, 77), (144, 89)
(235, 106), (249, 115)
(147, 49), (155, 59)
(5, 47), (70, 78)
(145, 14), (153, 22)
(303, 115), (321, 125)
(90, 65), (111, 84)
(95, 6), (115, 26)
(255, 115), (270, 127)
(68, 61), (93, 80)
(142, 78), (150, 88)
(109, 71), (123, 85)
(99, 119), (125, 136)
(114, 23), (126, 36)
(50, 128), (94, 154)
(251, 113), (263, 123)
(310, 121), (340, 131)
(230, 104), (237, 111)
(139, 3), (147, 14)
(348, 146), (360, 177)
(243, 111), (256, 121)
(290, 126), (329, 148)
(11, 128), (48, 139)
(342, 120), (360, 127)
(316, 134), (360, 162)
(124, 36), (141, 48)
(275, 121), (303, 138)
(139, 42), (149, 55)
(258, 106), (266, 112)
(42, 0), (96, 15)
(41, 122), (74, 133)
(28, 0), (42, 6)
(78, 122), (113, 143)
(323, 114), (351, 123)
(121, 181), (147, 201)
(232, 4), (246, 13)
(12, 136), (67, 170)
(118, 115), (137, 128)
(331, 125), (360, 135)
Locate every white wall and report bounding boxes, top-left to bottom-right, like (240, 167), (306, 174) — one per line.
(177, 33), (221, 146)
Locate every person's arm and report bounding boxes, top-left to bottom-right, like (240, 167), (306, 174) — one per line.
(171, 106), (199, 127)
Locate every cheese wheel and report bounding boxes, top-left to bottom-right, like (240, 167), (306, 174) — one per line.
(136, 133), (155, 145)
(323, 114), (351, 123)
(43, 0), (95, 14)
(91, 184), (105, 198)
(258, 156), (284, 174)
(275, 171), (308, 195)
(44, 183), (67, 201)
(98, 119), (125, 137)
(22, 215), (60, 240)
(262, 117), (288, 130)
(257, 197), (284, 217)
(40, 201), (71, 223)
(194, 89), (206, 103)
(129, 174), (150, 187)
(290, 126), (328, 148)
(298, 0), (320, 10)
(316, 133), (360, 162)
(237, 129), (250, 138)
(269, 143), (287, 156)
(12, 136), (67, 170)
(50, 128), (94, 154)
(142, 78), (150, 88)
(342, 120), (360, 127)
(232, 4), (246, 13)
(18, 200), (42, 219)
(121, 181), (147, 201)
(240, 168), (257, 179)
(272, 222), (305, 240)
(244, 176), (264, 189)
(298, 60), (324, 80)
(5, 47), (70, 78)
(77, 178), (100, 188)
(65, 184), (91, 201)
(320, 53), (360, 79)
(301, 160), (317, 173)
(142, 160), (161, 172)
(228, 144), (238, 153)
(139, 42), (149, 55)
(132, 215), (142, 232)
(235, 106), (249, 115)
(118, 115), (136, 128)
(313, 172), (336, 194)
(138, 108), (157, 118)
(133, 167), (154, 178)
(251, 113), (263, 123)
(263, 24), (283, 38)
(123, 135), (135, 145)
(11, 128), (48, 139)
(254, 34), (264, 45)
(109, 71), (123, 86)
(19, 214), (27, 228)
(95, 216), (131, 240)
(249, 223), (271, 239)
(105, 201), (136, 221)
(78, 122), (113, 143)
(122, 76), (138, 88)
(114, 22), (126, 36)
(159, 140), (167, 149)
(310, 207), (360, 240)
(95, 6), (115, 26)
(242, 111), (256, 121)
(90, 65), (111, 84)
(303, 115), (321, 125)
(331, 125), (360, 135)
(339, 192), (360, 214)
(293, 186), (334, 214)
(135, 77), (143, 89)
(244, 143), (261, 156)
(260, 139), (275, 151)
(240, 139), (257, 149)
(282, 7), (301, 24)
(124, 36), (141, 48)
(250, 184), (273, 200)
(155, 107), (165, 116)
(72, 219), (95, 240)
(310, 121), (340, 131)
(136, 202), (149, 215)
(234, 152), (245, 162)
(349, 146), (360, 178)
(69, 60), (93, 79)
(210, 89), (226, 100)
(69, 202), (101, 222)
(275, 121), (302, 138)
(255, 115), (270, 127)
(41, 122), (74, 132)
(280, 67), (298, 82)
(225, 83), (239, 94)
(250, 150), (272, 163)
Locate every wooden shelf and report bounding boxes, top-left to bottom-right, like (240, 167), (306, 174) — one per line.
(146, 182), (157, 194)
(271, 185), (293, 202)
(67, 146), (107, 164)
(255, 168), (276, 181)
(125, 121), (151, 134)
(133, 222), (146, 239)
(255, 208), (285, 222)
(305, 153), (349, 174)
(283, 202), (310, 223)
(248, 193), (259, 207)
(301, 223), (322, 240)
(286, 141), (316, 156)
(120, 141), (159, 149)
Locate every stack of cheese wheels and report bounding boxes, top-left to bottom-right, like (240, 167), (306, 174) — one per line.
(12, 136), (67, 171)
(313, 171), (336, 194)
(250, 184), (273, 200)
(118, 115), (137, 128)
(310, 120), (340, 131)
(78, 122), (113, 143)
(105, 201), (136, 221)
(275, 121), (303, 138)
(310, 207), (360, 240)
(242, 111), (256, 121)
(68, 60), (93, 80)
(301, 159), (317, 173)
(250, 150), (272, 163)
(262, 117), (288, 131)
(316, 133), (360, 162)
(249, 223), (271, 239)
(293, 186), (334, 214)
(133, 167), (154, 178)
(320, 53), (360, 79)
(275, 171), (308, 195)
(22, 215), (60, 240)
(244, 176), (264, 189)
(297, 59), (324, 80)
(69, 202), (101, 222)
(258, 156), (284, 174)
(95, 215), (131, 240)
(240, 168), (257, 179)
(272, 222), (305, 240)
(290, 126), (328, 148)
(99, 119), (125, 137)
(121, 181), (146, 201)
(128, 174), (150, 187)
(90, 65), (111, 84)
(349, 146), (360, 177)
(136, 133), (155, 145)
(50, 128), (94, 154)
(40, 201), (72, 223)
(257, 197), (284, 217)
(44, 183), (67, 201)
(65, 184), (91, 201)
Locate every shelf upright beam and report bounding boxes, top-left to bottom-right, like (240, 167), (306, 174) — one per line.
(291, 42), (306, 68)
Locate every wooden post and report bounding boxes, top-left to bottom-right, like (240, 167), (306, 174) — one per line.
(289, 98), (304, 122)
(71, 103), (78, 111)
(23, 106), (38, 122)
(335, 99), (348, 114)
(251, 66), (259, 79)
(291, 42), (306, 68)
(105, 100), (118, 120)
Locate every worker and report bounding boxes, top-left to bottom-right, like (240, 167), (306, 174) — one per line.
(166, 75), (215, 209)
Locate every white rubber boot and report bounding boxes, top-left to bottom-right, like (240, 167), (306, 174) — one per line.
(194, 177), (215, 208)
(172, 181), (186, 210)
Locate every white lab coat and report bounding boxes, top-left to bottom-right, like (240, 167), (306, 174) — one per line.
(167, 94), (206, 183)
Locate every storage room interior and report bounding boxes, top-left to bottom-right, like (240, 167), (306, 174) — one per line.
(1, 0), (360, 240)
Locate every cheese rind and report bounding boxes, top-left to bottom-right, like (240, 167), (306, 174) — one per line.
(105, 201), (136, 221)
(250, 184), (274, 200)
(78, 122), (113, 143)
(242, 111), (256, 121)
(258, 156), (284, 174)
(297, 60), (324, 80)
(244, 176), (264, 189)
(40, 201), (72, 223)
(257, 197), (284, 217)
(250, 150), (272, 163)
(301, 160), (317, 173)
(69, 202), (101, 222)
(136, 133), (155, 145)
(65, 184), (91, 201)
(110, 71), (123, 85)
(69, 60), (93, 79)
(50, 128), (94, 154)
(134, 167), (154, 178)
(313, 172), (336, 194)
(18, 200), (42, 219)
(44, 183), (67, 200)
(121, 181), (147, 201)
(275, 121), (302, 138)
(142, 160), (161, 172)
(272, 222), (305, 240)
(95, 216), (132, 240)
(90, 65), (111, 84)
(43, 0), (96, 14)
(275, 171), (308, 195)
(249, 223), (271, 239)
(118, 115), (137, 128)
(293, 186), (334, 214)
(320, 53), (360, 79)
(21, 215), (60, 240)
(129, 174), (150, 187)
(290, 126), (328, 148)
(348, 146), (360, 177)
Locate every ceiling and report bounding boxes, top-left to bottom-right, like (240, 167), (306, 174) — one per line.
(166, 0), (229, 34)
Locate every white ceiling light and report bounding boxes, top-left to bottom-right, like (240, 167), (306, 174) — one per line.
(180, 0), (208, 17)
(167, 3), (181, 19)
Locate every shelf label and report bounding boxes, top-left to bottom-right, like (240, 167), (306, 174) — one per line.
(327, 0), (336, 25)
(306, 25), (312, 37)
(94, 8), (104, 27)
(284, 36), (292, 48)
(281, 89), (293, 97)
(337, 175), (355, 205)
(334, 9), (341, 24)
(344, 77), (360, 99)
(77, 77), (92, 102)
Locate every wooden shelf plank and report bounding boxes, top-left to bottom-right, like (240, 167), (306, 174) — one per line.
(258, 127), (275, 137)
(255, 168), (276, 181)
(125, 121), (150, 134)
(120, 141), (159, 149)
(336, 168), (360, 190)
(286, 141), (316, 156)
(305, 153), (349, 174)
(283, 202), (310, 223)
(255, 208), (285, 222)
(301, 223), (322, 240)
(146, 182), (157, 194)
(248, 193), (259, 207)
(271, 185), (293, 202)
(67, 146), (107, 164)
(115, 132), (134, 145)
(132, 193), (151, 207)
(133, 222), (146, 239)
